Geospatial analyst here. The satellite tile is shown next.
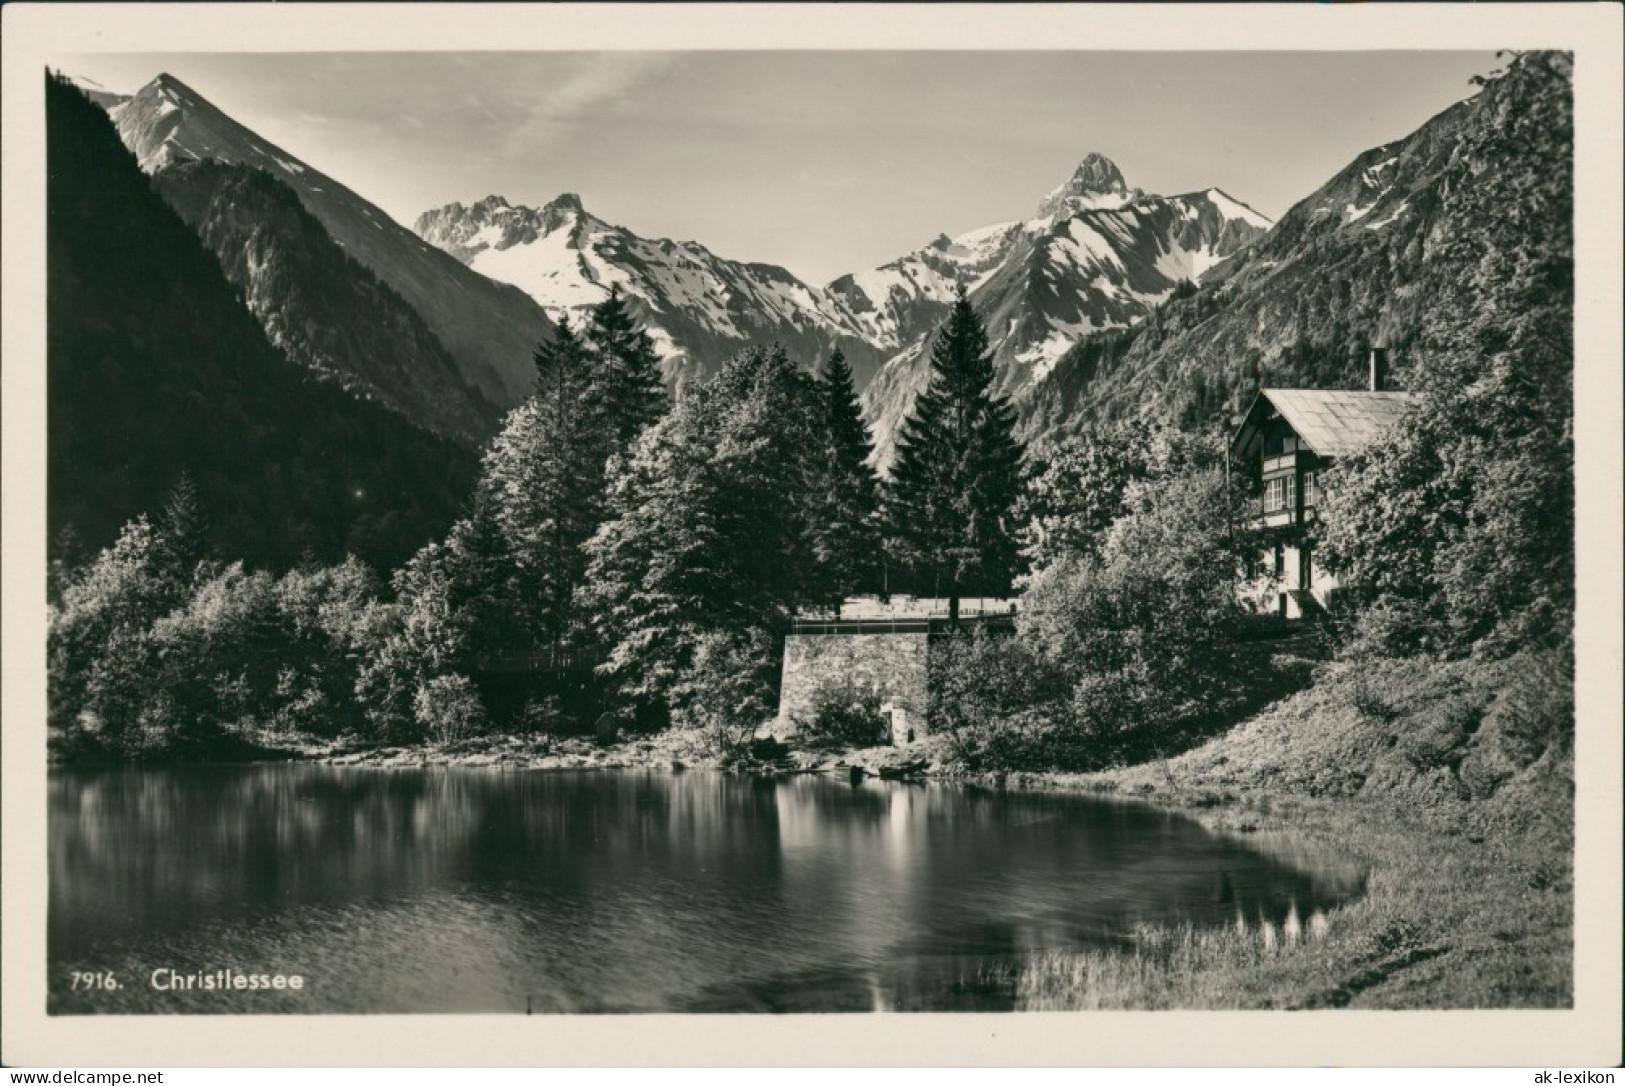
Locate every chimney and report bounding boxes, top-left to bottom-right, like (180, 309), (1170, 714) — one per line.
(1368, 347), (1389, 392)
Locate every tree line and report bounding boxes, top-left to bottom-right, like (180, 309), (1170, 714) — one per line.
(49, 288), (1043, 760)
(51, 73), (1574, 770)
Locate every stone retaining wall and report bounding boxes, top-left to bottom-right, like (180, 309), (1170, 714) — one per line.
(774, 633), (931, 745)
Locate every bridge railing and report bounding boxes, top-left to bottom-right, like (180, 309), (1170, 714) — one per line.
(788, 613), (1014, 636)
(472, 648), (601, 675)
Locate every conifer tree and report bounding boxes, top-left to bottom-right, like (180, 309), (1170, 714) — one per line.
(884, 290), (1026, 625)
(478, 318), (606, 654)
(585, 287), (667, 448)
(157, 471), (211, 582)
(581, 345), (825, 712)
(807, 349), (882, 606)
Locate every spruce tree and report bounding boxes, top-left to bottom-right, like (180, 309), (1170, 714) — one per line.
(808, 349), (882, 606)
(884, 290), (1026, 625)
(478, 318), (606, 655)
(585, 286), (667, 448)
(157, 471), (211, 581)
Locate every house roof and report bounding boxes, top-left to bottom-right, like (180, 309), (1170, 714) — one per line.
(1232, 388), (1418, 459)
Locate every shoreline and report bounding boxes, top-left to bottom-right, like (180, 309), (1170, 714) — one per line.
(952, 760), (1573, 1010)
(295, 730), (1571, 1011)
(50, 670), (1573, 1013)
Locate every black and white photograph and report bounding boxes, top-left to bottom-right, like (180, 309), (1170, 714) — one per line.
(3, 1), (1620, 1069)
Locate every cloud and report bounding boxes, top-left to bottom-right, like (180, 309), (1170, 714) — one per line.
(541, 53), (676, 120)
(503, 53), (679, 153)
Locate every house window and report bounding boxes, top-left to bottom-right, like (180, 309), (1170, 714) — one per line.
(1303, 471), (1317, 506)
(1264, 477), (1288, 512)
(1286, 474), (1297, 510)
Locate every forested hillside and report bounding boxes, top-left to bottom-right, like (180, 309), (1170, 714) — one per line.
(153, 161), (500, 445)
(45, 51), (1576, 770)
(47, 73), (476, 572)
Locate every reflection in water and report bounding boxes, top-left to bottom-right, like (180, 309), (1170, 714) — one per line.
(49, 767), (1364, 1014)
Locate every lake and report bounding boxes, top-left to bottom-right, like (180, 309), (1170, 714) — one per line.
(48, 765), (1363, 1013)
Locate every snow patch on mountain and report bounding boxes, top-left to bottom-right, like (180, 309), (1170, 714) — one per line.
(1205, 189), (1273, 230)
(1364, 199), (1412, 231)
(1017, 319), (1097, 383)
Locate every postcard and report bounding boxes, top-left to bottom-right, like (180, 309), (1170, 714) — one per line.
(3, 2), (1620, 1068)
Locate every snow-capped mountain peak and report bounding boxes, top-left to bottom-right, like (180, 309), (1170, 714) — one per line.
(855, 163), (1275, 468)
(414, 194), (888, 387)
(1203, 188), (1275, 231)
(1036, 152), (1143, 218)
(413, 149), (1275, 468)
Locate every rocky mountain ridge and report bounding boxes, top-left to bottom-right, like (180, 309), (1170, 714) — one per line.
(414, 153), (1271, 465)
(47, 73), (475, 570)
(413, 192), (890, 389)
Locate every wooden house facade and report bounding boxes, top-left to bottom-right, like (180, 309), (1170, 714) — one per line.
(1229, 350), (1416, 618)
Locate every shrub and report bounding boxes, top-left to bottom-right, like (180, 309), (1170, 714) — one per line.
(519, 695), (572, 736)
(1486, 643), (1574, 757)
(929, 628), (1070, 770)
(798, 679), (889, 751)
(413, 673), (487, 743)
(930, 471), (1247, 773)
(675, 629), (780, 765)
(1458, 643), (1574, 799)
(1339, 598), (1441, 659)
(1349, 671), (1400, 722)
(49, 513), (394, 760)
(1402, 696), (1483, 773)
(353, 614), (422, 743)
(49, 517), (187, 753)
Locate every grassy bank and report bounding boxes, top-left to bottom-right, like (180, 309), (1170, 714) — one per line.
(994, 649), (1574, 1009)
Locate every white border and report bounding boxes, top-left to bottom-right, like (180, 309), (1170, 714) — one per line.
(3, 3), (1621, 1068)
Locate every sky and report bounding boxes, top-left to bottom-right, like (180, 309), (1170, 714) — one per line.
(64, 51), (1502, 285)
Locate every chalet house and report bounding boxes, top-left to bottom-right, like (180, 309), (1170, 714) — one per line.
(1229, 349), (1416, 619)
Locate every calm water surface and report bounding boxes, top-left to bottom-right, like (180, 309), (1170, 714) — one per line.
(49, 766), (1363, 1013)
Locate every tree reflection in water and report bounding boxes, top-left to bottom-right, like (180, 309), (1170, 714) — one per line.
(49, 767), (1363, 1013)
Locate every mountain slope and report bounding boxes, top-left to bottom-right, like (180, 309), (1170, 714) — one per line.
(109, 73), (553, 411)
(1022, 54), (1572, 442)
(414, 193), (889, 388)
(47, 73), (476, 571)
(151, 160), (499, 444)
